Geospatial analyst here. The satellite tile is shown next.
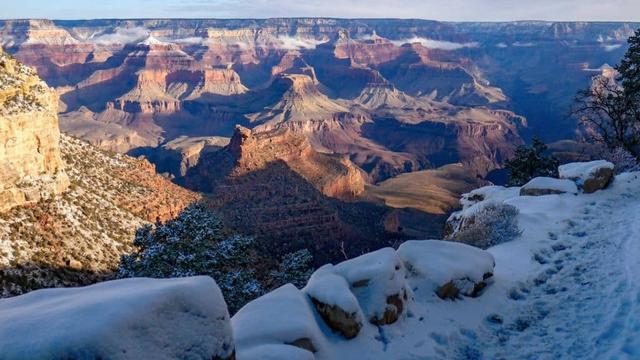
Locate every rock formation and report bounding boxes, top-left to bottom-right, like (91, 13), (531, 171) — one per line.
(183, 126), (406, 263)
(190, 125), (366, 201)
(0, 47), (69, 212)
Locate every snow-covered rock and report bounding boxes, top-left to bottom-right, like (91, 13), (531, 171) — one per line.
(304, 266), (364, 339)
(520, 176), (578, 196)
(459, 185), (520, 209)
(0, 276), (234, 360)
(559, 160), (614, 193)
(230, 171), (640, 359)
(397, 240), (495, 299)
(333, 248), (411, 325)
(237, 344), (316, 360)
(232, 284), (324, 358)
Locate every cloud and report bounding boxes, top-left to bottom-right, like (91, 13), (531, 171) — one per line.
(171, 36), (206, 45)
(391, 37), (479, 50)
(512, 41), (537, 47)
(603, 44), (623, 52)
(273, 36), (327, 50)
(88, 27), (149, 45)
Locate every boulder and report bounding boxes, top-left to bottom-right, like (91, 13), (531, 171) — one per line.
(0, 276), (235, 360)
(397, 240), (495, 300)
(304, 268), (363, 339)
(520, 177), (578, 196)
(333, 248), (411, 325)
(232, 284), (326, 357)
(559, 160), (614, 193)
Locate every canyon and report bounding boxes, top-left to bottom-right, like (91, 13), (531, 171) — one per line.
(0, 18), (636, 262)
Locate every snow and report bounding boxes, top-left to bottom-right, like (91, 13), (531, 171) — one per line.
(232, 171), (640, 359)
(521, 176), (579, 194)
(455, 185), (521, 219)
(139, 35), (168, 46)
(7, 170), (639, 359)
(237, 344), (315, 360)
(0, 276), (234, 360)
(460, 185), (520, 209)
(397, 240), (495, 296)
(559, 160), (614, 184)
(332, 248), (409, 323)
(232, 284), (327, 355)
(304, 265), (362, 314)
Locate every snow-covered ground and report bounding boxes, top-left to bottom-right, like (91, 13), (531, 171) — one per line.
(2, 169), (638, 360)
(0, 276), (234, 360)
(234, 171), (640, 359)
(357, 171), (640, 359)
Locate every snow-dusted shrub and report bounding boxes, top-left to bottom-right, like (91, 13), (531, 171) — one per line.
(118, 203), (264, 313)
(269, 249), (314, 289)
(447, 203), (521, 249)
(604, 147), (640, 174)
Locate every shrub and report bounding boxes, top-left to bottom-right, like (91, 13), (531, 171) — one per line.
(505, 138), (559, 186)
(117, 203), (264, 312)
(118, 203), (315, 312)
(604, 146), (640, 174)
(447, 203), (521, 249)
(269, 249), (314, 289)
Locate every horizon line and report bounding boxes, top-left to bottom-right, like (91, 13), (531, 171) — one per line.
(1, 17), (639, 24)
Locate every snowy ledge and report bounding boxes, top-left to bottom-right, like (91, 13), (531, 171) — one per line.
(0, 276), (235, 360)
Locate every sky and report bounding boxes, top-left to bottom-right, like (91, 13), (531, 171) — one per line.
(2, 0), (640, 22)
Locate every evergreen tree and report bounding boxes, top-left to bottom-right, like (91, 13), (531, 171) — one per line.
(269, 249), (314, 289)
(504, 138), (559, 186)
(617, 29), (640, 99)
(118, 203), (264, 312)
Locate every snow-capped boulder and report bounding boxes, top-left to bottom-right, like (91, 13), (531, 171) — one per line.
(333, 248), (411, 325)
(559, 160), (614, 193)
(0, 276), (234, 360)
(304, 265), (364, 339)
(232, 284), (324, 358)
(237, 344), (316, 360)
(520, 177), (578, 196)
(398, 240), (495, 300)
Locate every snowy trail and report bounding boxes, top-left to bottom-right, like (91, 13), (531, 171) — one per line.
(475, 182), (640, 359)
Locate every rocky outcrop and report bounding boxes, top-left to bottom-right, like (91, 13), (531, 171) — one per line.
(190, 125), (366, 202)
(183, 125), (396, 265)
(0, 47), (69, 212)
(520, 177), (578, 196)
(1, 134), (199, 297)
(559, 160), (614, 193)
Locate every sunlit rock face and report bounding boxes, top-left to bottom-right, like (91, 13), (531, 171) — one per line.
(0, 47), (69, 212)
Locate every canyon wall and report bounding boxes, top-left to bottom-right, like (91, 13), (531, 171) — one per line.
(0, 47), (69, 212)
